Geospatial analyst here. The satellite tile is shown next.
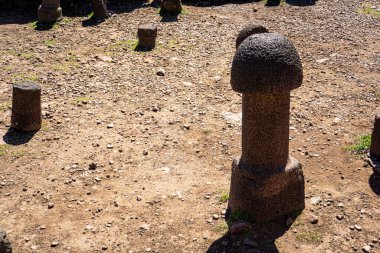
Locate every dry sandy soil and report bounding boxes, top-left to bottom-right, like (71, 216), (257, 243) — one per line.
(0, 0), (379, 252)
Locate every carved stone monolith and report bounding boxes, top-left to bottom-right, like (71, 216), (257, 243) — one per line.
(91, 0), (111, 21)
(228, 33), (305, 222)
(11, 82), (42, 132)
(37, 0), (62, 23)
(137, 24), (158, 50)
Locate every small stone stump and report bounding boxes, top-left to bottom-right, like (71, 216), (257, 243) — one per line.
(228, 33), (305, 222)
(37, 0), (63, 23)
(11, 82), (42, 132)
(236, 24), (269, 49)
(0, 226), (12, 253)
(160, 0), (182, 15)
(367, 113), (380, 173)
(137, 24), (158, 50)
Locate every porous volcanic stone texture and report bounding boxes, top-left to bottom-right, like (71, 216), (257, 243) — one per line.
(138, 24), (158, 49)
(241, 92), (290, 168)
(0, 226), (12, 253)
(235, 24), (269, 49)
(11, 82), (42, 132)
(370, 113), (380, 158)
(229, 157), (305, 223)
(231, 33), (303, 93)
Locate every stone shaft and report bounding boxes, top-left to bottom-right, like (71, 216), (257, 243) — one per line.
(11, 82), (42, 132)
(370, 113), (380, 158)
(91, 0), (110, 21)
(138, 24), (158, 49)
(37, 0), (62, 23)
(241, 91), (290, 168)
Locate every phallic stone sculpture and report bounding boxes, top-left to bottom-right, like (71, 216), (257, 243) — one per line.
(0, 226), (12, 253)
(236, 24), (269, 49)
(160, 0), (182, 15)
(11, 82), (42, 132)
(368, 113), (380, 173)
(228, 33), (305, 222)
(137, 24), (158, 50)
(37, 0), (63, 23)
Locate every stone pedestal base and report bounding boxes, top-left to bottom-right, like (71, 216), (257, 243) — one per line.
(37, 5), (63, 23)
(228, 156), (305, 223)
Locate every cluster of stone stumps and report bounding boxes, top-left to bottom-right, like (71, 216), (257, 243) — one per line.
(228, 26), (305, 222)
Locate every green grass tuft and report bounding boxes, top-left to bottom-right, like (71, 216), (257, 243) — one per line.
(219, 192), (229, 204)
(0, 144), (10, 156)
(357, 4), (380, 17)
(296, 230), (322, 244)
(214, 221), (228, 234)
(348, 134), (371, 152)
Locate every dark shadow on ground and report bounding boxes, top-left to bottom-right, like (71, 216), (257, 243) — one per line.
(183, 0), (261, 7)
(0, 11), (36, 25)
(285, 0), (316, 6)
(369, 172), (380, 196)
(0, 0), (316, 25)
(265, 0), (281, 7)
(3, 128), (37, 146)
(134, 45), (154, 52)
(207, 213), (299, 253)
(82, 17), (103, 27)
(160, 14), (179, 23)
(33, 21), (56, 31)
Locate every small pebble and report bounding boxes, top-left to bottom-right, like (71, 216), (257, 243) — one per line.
(51, 241), (59, 247)
(362, 245), (371, 253)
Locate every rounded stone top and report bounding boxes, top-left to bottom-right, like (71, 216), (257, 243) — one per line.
(13, 81), (40, 91)
(231, 33), (303, 93)
(236, 24), (269, 49)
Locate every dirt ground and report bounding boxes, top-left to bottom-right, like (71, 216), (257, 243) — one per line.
(0, 0), (379, 252)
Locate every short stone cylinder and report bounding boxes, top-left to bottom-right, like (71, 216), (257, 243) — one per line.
(241, 92), (290, 169)
(370, 113), (380, 158)
(137, 24), (158, 49)
(11, 82), (42, 132)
